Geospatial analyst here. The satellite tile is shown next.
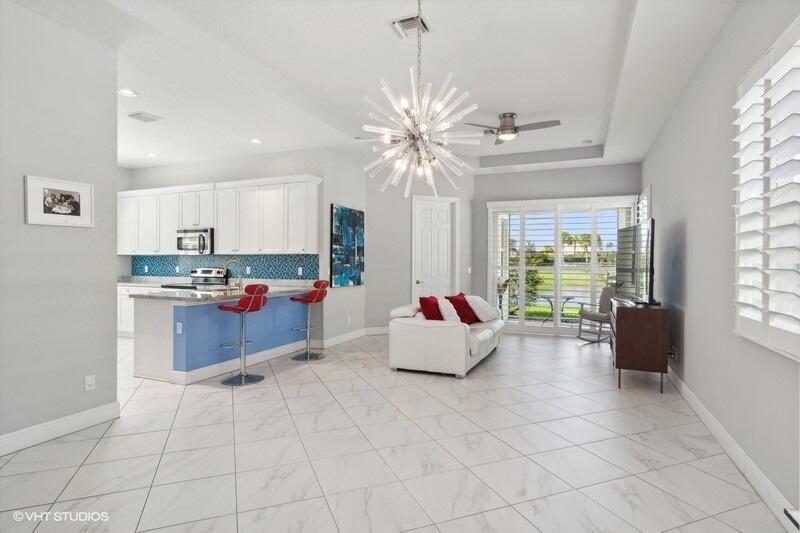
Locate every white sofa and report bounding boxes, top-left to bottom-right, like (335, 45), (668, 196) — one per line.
(388, 304), (504, 378)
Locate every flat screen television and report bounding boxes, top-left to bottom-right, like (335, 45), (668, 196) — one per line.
(616, 218), (656, 304)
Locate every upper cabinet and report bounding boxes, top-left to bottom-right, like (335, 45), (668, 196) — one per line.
(117, 176), (320, 256)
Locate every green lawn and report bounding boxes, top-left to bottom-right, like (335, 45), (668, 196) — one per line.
(509, 302), (580, 320)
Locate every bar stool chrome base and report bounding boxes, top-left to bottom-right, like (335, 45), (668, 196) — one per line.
(292, 351), (324, 362)
(221, 373), (264, 386)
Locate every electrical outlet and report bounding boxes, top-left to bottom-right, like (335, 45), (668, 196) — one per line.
(176, 322), (183, 334)
(467, 266), (472, 275)
(245, 266), (251, 275)
(84, 374), (95, 392)
(298, 267), (303, 276)
(347, 314), (351, 324)
(175, 266), (180, 273)
(144, 265), (149, 273)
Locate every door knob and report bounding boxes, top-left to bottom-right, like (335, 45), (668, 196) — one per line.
(415, 280), (423, 285)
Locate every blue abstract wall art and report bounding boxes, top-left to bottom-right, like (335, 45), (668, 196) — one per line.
(330, 204), (364, 287)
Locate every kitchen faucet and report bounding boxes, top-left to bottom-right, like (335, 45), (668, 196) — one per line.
(222, 258), (245, 291)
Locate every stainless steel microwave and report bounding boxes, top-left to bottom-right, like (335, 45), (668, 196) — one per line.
(176, 228), (214, 255)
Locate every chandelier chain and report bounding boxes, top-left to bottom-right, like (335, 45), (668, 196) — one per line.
(416, 0), (422, 94)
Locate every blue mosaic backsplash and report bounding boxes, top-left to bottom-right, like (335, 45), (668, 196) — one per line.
(131, 254), (319, 279)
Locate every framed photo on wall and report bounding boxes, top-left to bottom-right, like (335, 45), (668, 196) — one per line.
(330, 204), (364, 287)
(25, 175), (95, 227)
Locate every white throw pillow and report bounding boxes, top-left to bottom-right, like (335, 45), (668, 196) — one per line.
(390, 304), (421, 319)
(465, 294), (500, 322)
(437, 298), (461, 322)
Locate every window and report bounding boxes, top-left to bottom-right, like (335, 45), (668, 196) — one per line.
(637, 185), (650, 223)
(733, 39), (800, 360)
(488, 196), (635, 333)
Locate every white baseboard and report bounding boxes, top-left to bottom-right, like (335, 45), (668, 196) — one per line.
(364, 326), (388, 335)
(0, 401), (120, 456)
(668, 368), (796, 533)
(171, 340), (307, 385)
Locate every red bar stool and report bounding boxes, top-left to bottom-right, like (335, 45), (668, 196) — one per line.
(291, 280), (329, 361)
(219, 284), (268, 386)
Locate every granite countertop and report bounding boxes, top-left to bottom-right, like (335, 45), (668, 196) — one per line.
(129, 285), (308, 302)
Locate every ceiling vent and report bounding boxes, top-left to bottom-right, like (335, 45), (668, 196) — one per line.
(128, 111), (163, 123)
(389, 15), (429, 39)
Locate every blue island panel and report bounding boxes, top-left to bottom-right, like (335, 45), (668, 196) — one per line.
(173, 294), (306, 372)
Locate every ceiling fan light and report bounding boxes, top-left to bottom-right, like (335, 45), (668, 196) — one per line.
(498, 131), (518, 141)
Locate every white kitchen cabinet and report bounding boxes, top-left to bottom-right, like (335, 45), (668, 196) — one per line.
(117, 196), (138, 254)
(286, 182), (319, 253)
(137, 195), (160, 254)
(214, 188), (237, 253)
(260, 184), (286, 251)
(117, 291), (135, 336)
(237, 186), (261, 253)
(159, 193), (180, 254)
(180, 189), (214, 228)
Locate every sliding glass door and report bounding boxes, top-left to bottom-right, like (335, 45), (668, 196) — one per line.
(489, 197), (635, 334)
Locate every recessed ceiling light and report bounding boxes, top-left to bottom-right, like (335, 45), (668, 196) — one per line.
(118, 88), (138, 98)
(582, 139), (593, 144)
(249, 138), (262, 145)
(147, 153), (158, 159)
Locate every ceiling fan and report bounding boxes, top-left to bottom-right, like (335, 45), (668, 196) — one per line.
(465, 113), (561, 145)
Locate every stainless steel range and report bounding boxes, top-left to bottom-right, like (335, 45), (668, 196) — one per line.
(161, 267), (228, 291)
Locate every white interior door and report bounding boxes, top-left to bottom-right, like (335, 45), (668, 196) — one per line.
(412, 197), (454, 300)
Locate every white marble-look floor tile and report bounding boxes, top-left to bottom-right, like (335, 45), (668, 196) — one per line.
(292, 408), (354, 434)
(664, 517), (740, 533)
(414, 412), (483, 439)
(530, 446), (627, 488)
(172, 404), (236, 429)
(139, 474), (237, 531)
(300, 427), (373, 460)
(232, 385), (284, 404)
(515, 384), (573, 400)
(505, 401), (573, 423)
(619, 404), (699, 428)
(627, 422), (723, 462)
(377, 385), (430, 403)
(345, 403), (406, 426)
(471, 456), (572, 504)
(582, 476), (706, 532)
(477, 388), (536, 406)
(38, 487), (148, 533)
(238, 497), (337, 533)
(538, 416), (618, 444)
(0, 467), (77, 511)
(235, 462), (321, 511)
(165, 423), (233, 453)
(436, 506), (540, 533)
(322, 377), (372, 393)
(393, 397), (454, 419)
(59, 455), (159, 501)
(438, 392), (497, 411)
(155, 445), (235, 485)
(233, 399), (289, 420)
(460, 406), (529, 430)
(85, 430), (167, 464)
(106, 411), (175, 437)
(148, 514), (237, 532)
(580, 409), (659, 435)
(439, 432), (520, 466)
(581, 436), (678, 474)
(359, 420), (430, 448)
(326, 481), (431, 533)
(234, 416), (296, 443)
(52, 422), (112, 443)
(285, 394), (339, 414)
(491, 423), (572, 455)
(0, 440), (97, 475)
(235, 436), (307, 471)
(377, 441), (462, 480)
(637, 464), (759, 514)
(687, 454), (753, 492)
(715, 501), (785, 533)
(312, 450), (396, 494)
(404, 469), (506, 522)
(0, 505), (48, 533)
(545, 395), (610, 415)
(515, 489), (640, 533)
(278, 382), (329, 399)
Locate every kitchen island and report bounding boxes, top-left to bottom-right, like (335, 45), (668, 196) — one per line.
(130, 286), (309, 384)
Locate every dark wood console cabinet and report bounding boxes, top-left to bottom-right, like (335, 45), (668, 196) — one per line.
(610, 298), (669, 392)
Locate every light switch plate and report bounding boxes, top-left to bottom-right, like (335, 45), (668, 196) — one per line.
(246, 266), (251, 275)
(298, 267), (303, 276)
(144, 265), (149, 273)
(84, 374), (95, 392)
(175, 266), (180, 273)
(467, 266), (472, 274)
(176, 322), (183, 334)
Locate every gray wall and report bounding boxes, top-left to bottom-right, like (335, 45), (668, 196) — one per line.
(0, 1), (119, 434)
(642, 1), (800, 507)
(471, 163), (642, 299)
(125, 147), (366, 342)
(364, 161), (475, 328)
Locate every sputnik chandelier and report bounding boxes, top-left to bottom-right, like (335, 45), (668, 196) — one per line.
(356, 0), (482, 197)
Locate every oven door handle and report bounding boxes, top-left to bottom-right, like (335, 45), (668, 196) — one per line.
(198, 234), (206, 254)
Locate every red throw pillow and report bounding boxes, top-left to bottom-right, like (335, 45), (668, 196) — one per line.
(445, 292), (479, 324)
(418, 296), (444, 320)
